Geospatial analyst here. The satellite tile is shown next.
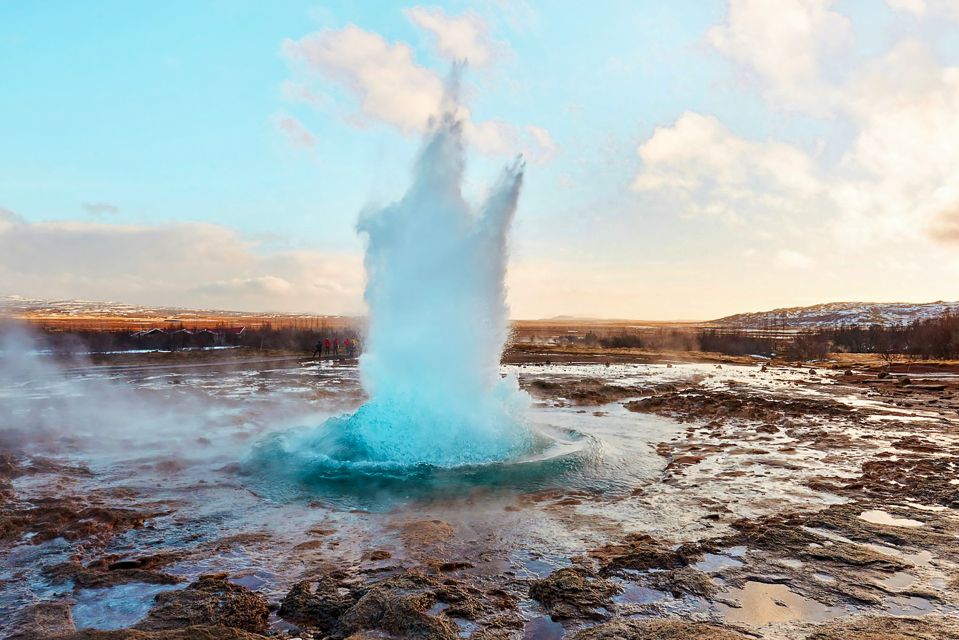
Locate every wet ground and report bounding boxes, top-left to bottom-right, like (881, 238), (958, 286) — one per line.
(2, 354), (959, 639)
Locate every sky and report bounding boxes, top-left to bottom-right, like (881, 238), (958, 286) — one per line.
(2, 0), (959, 320)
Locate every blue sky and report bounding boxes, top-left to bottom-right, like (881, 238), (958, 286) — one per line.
(2, 1), (959, 318)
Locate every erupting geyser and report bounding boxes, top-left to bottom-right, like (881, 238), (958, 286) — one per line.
(345, 112), (531, 466)
(250, 99), (536, 478)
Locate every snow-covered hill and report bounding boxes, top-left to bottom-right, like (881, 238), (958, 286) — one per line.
(712, 301), (959, 329)
(0, 295), (340, 321)
(0, 295), (248, 318)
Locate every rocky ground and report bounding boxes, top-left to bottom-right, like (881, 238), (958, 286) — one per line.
(2, 353), (959, 639)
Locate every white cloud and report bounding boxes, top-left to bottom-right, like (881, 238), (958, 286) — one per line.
(887, 0), (959, 20)
(404, 6), (492, 66)
(0, 214), (363, 313)
(775, 249), (815, 269)
(657, 1), (959, 259)
(708, 0), (852, 112)
(194, 276), (295, 296)
(632, 112), (823, 223)
(282, 25), (445, 134)
(887, 0), (928, 14)
(929, 205), (959, 244)
(832, 40), (959, 246)
(280, 24), (554, 161)
(273, 112), (318, 149)
(524, 125), (557, 164)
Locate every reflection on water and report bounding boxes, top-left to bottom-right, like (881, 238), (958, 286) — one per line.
(718, 581), (843, 626)
(859, 509), (924, 528)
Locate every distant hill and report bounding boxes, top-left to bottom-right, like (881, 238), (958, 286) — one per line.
(0, 295), (262, 319)
(0, 295), (355, 330)
(712, 301), (959, 329)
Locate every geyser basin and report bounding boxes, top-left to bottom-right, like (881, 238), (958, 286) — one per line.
(243, 420), (596, 508)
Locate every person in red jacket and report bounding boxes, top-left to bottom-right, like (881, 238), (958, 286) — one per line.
(332, 338), (339, 356)
(324, 338), (331, 355)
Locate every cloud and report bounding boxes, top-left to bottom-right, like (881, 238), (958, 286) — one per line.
(708, 0), (852, 112)
(775, 249), (815, 269)
(0, 208), (23, 231)
(82, 202), (120, 216)
(282, 25), (445, 134)
(193, 275), (295, 296)
(887, 0), (928, 14)
(405, 6), (493, 66)
(928, 205), (959, 244)
(830, 39), (959, 246)
(273, 112), (317, 149)
(280, 23), (554, 161)
(632, 112), (823, 223)
(886, 0), (959, 21)
(651, 1), (959, 259)
(0, 214), (363, 313)
(524, 125), (557, 164)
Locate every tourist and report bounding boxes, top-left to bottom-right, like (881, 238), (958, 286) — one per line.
(324, 337), (331, 355)
(333, 338), (339, 356)
(312, 340), (323, 359)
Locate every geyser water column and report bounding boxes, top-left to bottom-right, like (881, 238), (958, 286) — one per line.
(326, 111), (531, 467)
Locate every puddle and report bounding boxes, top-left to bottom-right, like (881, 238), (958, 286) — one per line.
(72, 583), (181, 630)
(805, 526), (933, 566)
(886, 595), (935, 616)
(862, 543), (934, 567)
(859, 510), (924, 528)
(718, 581), (841, 626)
(775, 557), (803, 570)
(523, 615), (565, 639)
(879, 571), (916, 592)
(692, 553), (744, 573)
(512, 552), (569, 579)
(612, 582), (669, 604)
(905, 502), (948, 513)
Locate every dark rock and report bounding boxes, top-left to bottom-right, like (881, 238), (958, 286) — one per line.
(625, 388), (850, 425)
(52, 626), (268, 640)
(647, 567), (717, 598)
(590, 533), (693, 575)
(339, 572), (458, 640)
(279, 576), (356, 634)
(529, 567), (620, 620)
(44, 554), (183, 590)
(134, 574), (269, 634)
(0, 497), (162, 546)
(6, 602), (76, 640)
(807, 615), (959, 640)
(568, 619), (749, 639)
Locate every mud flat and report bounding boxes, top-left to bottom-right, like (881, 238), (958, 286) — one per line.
(2, 356), (959, 639)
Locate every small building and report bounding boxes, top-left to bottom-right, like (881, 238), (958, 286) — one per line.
(192, 329), (217, 349)
(132, 328), (169, 350)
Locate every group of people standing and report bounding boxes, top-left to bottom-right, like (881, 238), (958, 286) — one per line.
(312, 336), (358, 359)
